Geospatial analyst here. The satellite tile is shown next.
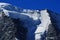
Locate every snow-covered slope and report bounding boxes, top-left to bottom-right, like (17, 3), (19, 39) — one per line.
(0, 3), (60, 40)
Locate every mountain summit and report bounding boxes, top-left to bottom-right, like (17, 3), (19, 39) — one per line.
(0, 3), (60, 40)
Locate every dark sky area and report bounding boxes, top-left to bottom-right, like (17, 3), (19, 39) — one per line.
(0, 0), (60, 13)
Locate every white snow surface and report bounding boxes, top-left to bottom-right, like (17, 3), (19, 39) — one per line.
(35, 10), (51, 33)
(35, 10), (51, 40)
(0, 3), (11, 7)
(0, 3), (52, 40)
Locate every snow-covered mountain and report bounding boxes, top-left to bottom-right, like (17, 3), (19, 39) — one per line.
(0, 3), (60, 40)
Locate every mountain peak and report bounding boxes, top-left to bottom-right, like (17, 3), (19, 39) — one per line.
(0, 2), (11, 5)
(0, 3), (11, 7)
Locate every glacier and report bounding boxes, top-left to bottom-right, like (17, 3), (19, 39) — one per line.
(0, 3), (60, 40)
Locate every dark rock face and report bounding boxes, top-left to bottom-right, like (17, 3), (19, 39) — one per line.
(45, 24), (58, 40)
(0, 12), (16, 40)
(12, 18), (28, 40)
(0, 12), (28, 40)
(45, 10), (60, 40)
